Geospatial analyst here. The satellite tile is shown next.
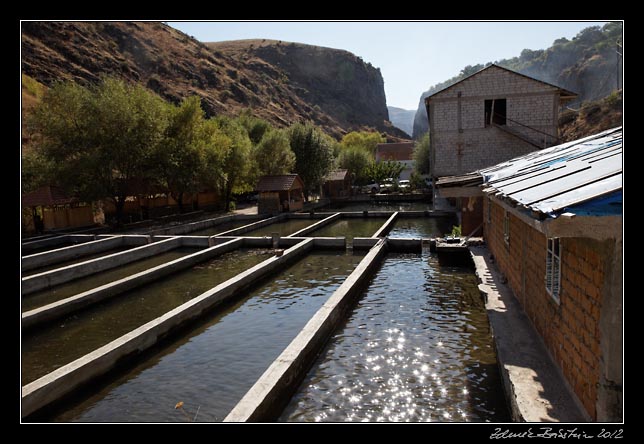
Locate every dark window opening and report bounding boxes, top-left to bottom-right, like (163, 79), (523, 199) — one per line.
(484, 99), (507, 126)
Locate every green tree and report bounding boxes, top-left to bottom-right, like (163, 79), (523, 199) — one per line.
(289, 122), (334, 201)
(253, 128), (295, 176)
(211, 116), (253, 211)
(365, 160), (404, 183)
(154, 96), (206, 213)
(337, 147), (371, 185)
(339, 131), (384, 155)
(27, 77), (168, 227)
(413, 132), (430, 175)
(238, 109), (271, 145)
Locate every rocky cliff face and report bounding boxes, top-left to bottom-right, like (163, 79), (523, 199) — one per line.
(21, 22), (406, 139)
(386, 106), (414, 137)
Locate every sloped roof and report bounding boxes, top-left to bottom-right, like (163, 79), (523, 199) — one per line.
(256, 174), (303, 192)
(325, 169), (349, 182)
(425, 64), (577, 102)
(22, 185), (76, 207)
(480, 127), (622, 216)
(376, 142), (414, 161)
(436, 173), (483, 188)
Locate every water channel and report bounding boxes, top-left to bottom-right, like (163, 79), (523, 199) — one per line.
(44, 250), (365, 422)
(242, 219), (317, 237)
(281, 252), (510, 422)
(22, 246), (134, 277)
(308, 218), (387, 241)
(22, 248), (276, 385)
(188, 219), (264, 236)
(22, 248), (200, 312)
(386, 217), (456, 239)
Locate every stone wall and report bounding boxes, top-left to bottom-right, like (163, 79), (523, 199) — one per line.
(429, 65), (560, 177)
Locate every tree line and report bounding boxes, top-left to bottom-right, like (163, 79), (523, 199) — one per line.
(24, 77), (426, 226)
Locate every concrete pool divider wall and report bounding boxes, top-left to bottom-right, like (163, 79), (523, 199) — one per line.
(21, 236), (182, 296)
(22, 236), (128, 272)
(21, 234), (110, 255)
(146, 213), (265, 236)
(215, 214), (285, 236)
(371, 211), (399, 238)
(223, 238), (388, 422)
(21, 238), (244, 330)
(21, 238), (315, 418)
(287, 213), (341, 237)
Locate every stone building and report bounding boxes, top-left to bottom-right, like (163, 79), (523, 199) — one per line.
(480, 127), (622, 421)
(424, 64), (577, 179)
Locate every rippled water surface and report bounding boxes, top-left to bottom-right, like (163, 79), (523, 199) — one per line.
(22, 246), (133, 277)
(243, 219), (317, 236)
(47, 250), (365, 422)
(308, 218), (387, 240)
(21, 249), (275, 385)
(188, 219), (262, 236)
(22, 248), (200, 312)
(281, 252), (509, 422)
(321, 202), (432, 212)
(387, 217), (456, 239)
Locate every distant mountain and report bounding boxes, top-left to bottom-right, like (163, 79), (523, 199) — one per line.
(386, 106), (414, 137)
(21, 22), (407, 139)
(412, 22), (622, 138)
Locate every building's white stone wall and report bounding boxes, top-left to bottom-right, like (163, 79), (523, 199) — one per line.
(428, 66), (561, 177)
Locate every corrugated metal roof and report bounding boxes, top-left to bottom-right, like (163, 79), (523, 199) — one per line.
(256, 174), (302, 192)
(480, 127), (622, 216)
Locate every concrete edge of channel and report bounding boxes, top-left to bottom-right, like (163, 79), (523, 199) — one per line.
(21, 238), (245, 330)
(468, 245), (589, 423)
(21, 236), (183, 295)
(22, 236), (126, 271)
(21, 238), (315, 419)
(223, 238), (388, 422)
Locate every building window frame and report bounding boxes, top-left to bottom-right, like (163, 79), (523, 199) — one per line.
(486, 197), (492, 224)
(484, 98), (507, 126)
(546, 237), (562, 304)
(503, 210), (510, 246)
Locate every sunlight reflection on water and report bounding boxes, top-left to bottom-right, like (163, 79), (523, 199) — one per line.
(281, 252), (510, 423)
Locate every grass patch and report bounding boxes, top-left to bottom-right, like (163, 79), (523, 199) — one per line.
(22, 74), (45, 99)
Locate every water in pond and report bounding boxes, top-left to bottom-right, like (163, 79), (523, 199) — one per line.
(46, 250), (365, 422)
(387, 217), (456, 239)
(22, 246), (133, 277)
(281, 252), (510, 422)
(187, 219), (262, 236)
(321, 201), (432, 212)
(243, 218), (317, 237)
(21, 249), (276, 385)
(308, 218), (387, 240)
(22, 248), (199, 312)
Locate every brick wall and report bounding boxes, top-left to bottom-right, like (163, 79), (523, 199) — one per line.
(484, 197), (612, 419)
(461, 196), (483, 237)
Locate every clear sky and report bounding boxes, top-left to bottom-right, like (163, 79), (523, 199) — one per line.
(169, 21), (609, 110)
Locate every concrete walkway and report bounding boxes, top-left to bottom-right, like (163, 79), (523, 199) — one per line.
(470, 245), (588, 422)
(233, 204), (258, 215)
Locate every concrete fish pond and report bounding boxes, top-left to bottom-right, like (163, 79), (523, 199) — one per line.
(21, 211), (520, 422)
